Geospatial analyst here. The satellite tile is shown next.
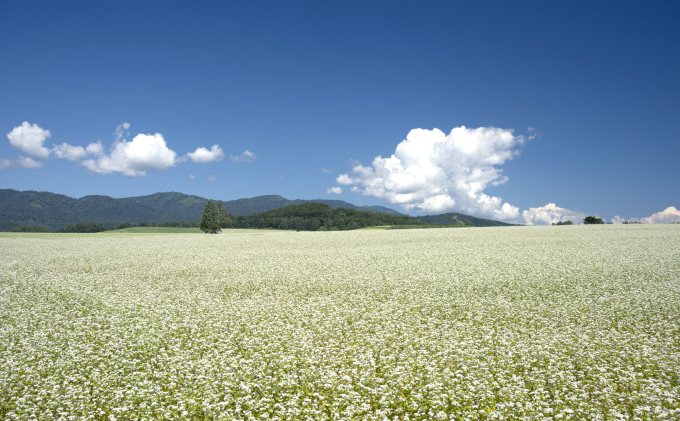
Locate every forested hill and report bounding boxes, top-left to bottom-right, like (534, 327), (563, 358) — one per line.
(231, 203), (430, 231)
(0, 189), (403, 231)
(416, 212), (516, 227)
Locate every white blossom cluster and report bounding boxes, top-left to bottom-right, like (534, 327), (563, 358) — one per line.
(1, 225), (679, 420)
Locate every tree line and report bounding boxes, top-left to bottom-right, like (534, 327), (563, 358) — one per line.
(226, 202), (431, 232)
(11, 220), (200, 233)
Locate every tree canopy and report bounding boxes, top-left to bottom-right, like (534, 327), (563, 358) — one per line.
(230, 203), (431, 231)
(583, 216), (605, 224)
(200, 200), (232, 234)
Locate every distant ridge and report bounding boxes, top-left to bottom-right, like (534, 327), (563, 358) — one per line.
(0, 189), (515, 231)
(0, 189), (404, 231)
(416, 212), (516, 227)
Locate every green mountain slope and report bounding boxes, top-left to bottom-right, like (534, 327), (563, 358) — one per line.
(0, 189), (514, 231)
(0, 189), (404, 231)
(231, 203), (430, 231)
(416, 212), (516, 227)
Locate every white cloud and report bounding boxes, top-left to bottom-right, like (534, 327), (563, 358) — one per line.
(326, 187), (343, 194)
(611, 215), (626, 224)
(189, 174), (195, 180)
(81, 133), (177, 177)
(336, 126), (526, 221)
(229, 150), (256, 162)
(187, 144), (224, 164)
(18, 156), (43, 169)
(613, 207), (680, 224)
(6, 122), (52, 160)
(86, 141), (104, 155)
(52, 143), (87, 161)
(336, 173), (358, 185)
(642, 207), (680, 223)
(319, 167), (331, 173)
(114, 122), (130, 142)
(522, 203), (588, 226)
(0, 157), (43, 170)
(206, 175), (217, 181)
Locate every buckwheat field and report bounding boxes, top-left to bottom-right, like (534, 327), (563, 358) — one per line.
(1, 225), (679, 420)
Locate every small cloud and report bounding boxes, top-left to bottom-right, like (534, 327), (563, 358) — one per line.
(229, 150), (256, 162)
(522, 203), (587, 225)
(187, 144), (224, 164)
(326, 186), (343, 194)
(615, 207), (680, 224)
(336, 174), (358, 185)
(52, 143), (87, 161)
(189, 174), (195, 180)
(86, 141), (104, 155)
(319, 167), (331, 173)
(114, 122), (130, 142)
(6, 122), (52, 160)
(643, 207), (680, 223)
(206, 175), (217, 181)
(81, 131), (178, 177)
(18, 156), (43, 169)
(0, 159), (12, 170)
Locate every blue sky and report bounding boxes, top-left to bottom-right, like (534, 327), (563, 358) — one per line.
(1, 1), (679, 224)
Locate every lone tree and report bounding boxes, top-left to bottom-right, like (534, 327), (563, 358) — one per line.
(200, 199), (232, 234)
(583, 216), (605, 224)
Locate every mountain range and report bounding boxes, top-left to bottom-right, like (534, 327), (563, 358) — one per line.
(0, 189), (515, 231)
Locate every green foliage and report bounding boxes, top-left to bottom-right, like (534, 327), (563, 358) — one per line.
(157, 221), (199, 228)
(200, 200), (230, 234)
(230, 203), (429, 231)
(553, 220), (574, 225)
(10, 225), (49, 232)
(584, 216), (605, 224)
(416, 212), (515, 227)
(55, 222), (107, 233)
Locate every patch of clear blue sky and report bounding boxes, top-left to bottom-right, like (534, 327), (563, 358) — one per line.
(1, 0), (678, 220)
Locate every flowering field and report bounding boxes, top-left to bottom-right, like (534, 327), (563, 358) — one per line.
(1, 225), (679, 420)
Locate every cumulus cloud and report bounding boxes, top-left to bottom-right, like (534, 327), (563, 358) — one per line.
(610, 215), (626, 224)
(187, 144), (224, 164)
(6, 122), (52, 160)
(336, 173), (358, 185)
(86, 141), (104, 155)
(189, 174), (195, 180)
(522, 203), (588, 226)
(81, 133), (178, 177)
(18, 156), (43, 169)
(229, 150), (256, 162)
(0, 159), (11, 170)
(319, 167), (331, 173)
(336, 126), (526, 221)
(642, 207), (680, 223)
(326, 187), (343, 194)
(52, 143), (87, 161)
(612, 207), (680, 224)
(114, 122), (130, 142)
